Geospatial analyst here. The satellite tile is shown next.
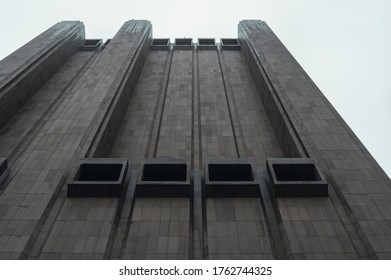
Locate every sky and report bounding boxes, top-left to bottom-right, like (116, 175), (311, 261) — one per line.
(0, 0), (390, 177)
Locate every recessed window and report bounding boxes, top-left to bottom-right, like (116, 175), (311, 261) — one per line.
(142, 163), (187, 181)
(221, 38), (239, 45)
(174, 38), (193, 50)
(208, 163), (253, 181)
(266, 158), (328, 197)
(137, 159), (191, 197)
(152, 38), (170, 46)
(273, 163), (320, 181)
(220, 38), (241, 50)
(175, 38), (192, 45)
(198, 38), (215, 45)
(78, 39), (103, 51)
(67, 158), (128, 197)
(204, 159), (258, 197)
(76, 163), (123, 182)
(150, 38), (170, 50)
(197, 38), (217, 50)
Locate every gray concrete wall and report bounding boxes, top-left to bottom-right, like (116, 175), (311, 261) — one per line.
(0, 51), (95, 162)
(1, 19), (390, 260)
(0, 20), (152, 259)
(109, 46), (283, 259)
(0, 21), (85, 129)
(239, 19), (391, 259)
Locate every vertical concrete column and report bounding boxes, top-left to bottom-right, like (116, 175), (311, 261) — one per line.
(0, 21), (85, 129)
(0, 20), (152, 259)
(239, 20), (391, 259)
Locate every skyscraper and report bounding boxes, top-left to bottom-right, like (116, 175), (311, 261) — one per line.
(0, 20), (390, 260)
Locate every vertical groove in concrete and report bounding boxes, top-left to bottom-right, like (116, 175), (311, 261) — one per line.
(102, 171), (133, 260)
(218, 50), (283, 169)
(198, 50), (237, 159)
(192, 50), (201, 170)
(196, 52), (203, 170)
(216, 50), (240, 158)
(217, 49), (248, 158)
(146, 50), (173, 158)
(86, 21), (152, 158)
(239, 25), (307, 158)
(192, 171), (206, 259)
(111, 171), (138, 259)
(155, 50), (193, 158)
(258, 171), (290, 259)
(109, 50), (169, 167)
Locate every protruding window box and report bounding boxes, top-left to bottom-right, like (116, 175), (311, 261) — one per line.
(78, 39), (103, 51)
(174, 38), (193, 50)
(67, 158), (128, 197)
(205, 158), (259, 197)
(150, 38), (170, 50)
(137, 158), (190, 197)
(197, 38), (217, 50)
(0, 158), (8, 184)
(266, 158), (328, 197)
(220, 38), (241, 50)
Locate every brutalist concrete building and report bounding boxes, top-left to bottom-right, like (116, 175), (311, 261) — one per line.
(0, 20), (390, 260)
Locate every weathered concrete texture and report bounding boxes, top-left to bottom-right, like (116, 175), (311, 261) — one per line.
(239, 20), (391, 259)
(1, 19), (390, 260)
(198, 50), (237, 159)
(0, 20), (151, 259)
(88, 22), (152, 157)
(110, 50), (169, 167)
(0, 51), (95, 162)
(219, 50), (283, 169)
(156, 50), (193, 158)
(207, 198), (273, 259)
(0, 21), (85, 130)
(39, 198), (117, 260)
(107, 46), (282, 259)
(123, 198), (190, 259)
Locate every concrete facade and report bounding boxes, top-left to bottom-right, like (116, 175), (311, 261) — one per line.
(0, 20), (390, 260)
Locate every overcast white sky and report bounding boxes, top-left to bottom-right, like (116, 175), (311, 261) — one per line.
(0, 0), (390, 177)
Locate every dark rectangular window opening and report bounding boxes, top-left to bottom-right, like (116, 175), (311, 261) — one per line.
(79, 39), (103, 51)
(75, 163), (122, 182)
(272, 163), (321, 181)
(68, 158), (128, 197)
(142, 164), (187, 181)
(84, 39), (101, 46)
(175, 38), (192, 46)
(208, 163), (254, 181)
(198, 38), (215, 45)
(266, 158), (328, 197)
(152, 38), (170, 46)
(221, 38), (239, 45)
